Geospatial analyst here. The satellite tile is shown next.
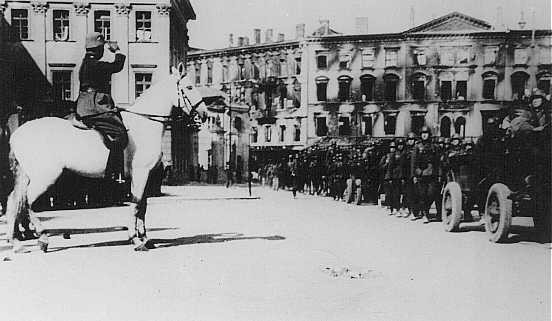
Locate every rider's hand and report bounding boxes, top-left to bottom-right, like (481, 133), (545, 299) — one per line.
(108, 42), (120, 53)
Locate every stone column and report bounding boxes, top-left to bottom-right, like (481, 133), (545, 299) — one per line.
(155, 2), (171, 76)
(112, 2), (131, 105)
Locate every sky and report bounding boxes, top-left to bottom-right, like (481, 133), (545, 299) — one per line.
(187, 0), (551, 50)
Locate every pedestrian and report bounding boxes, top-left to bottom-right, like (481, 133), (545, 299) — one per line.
(225, 162), (234, 188)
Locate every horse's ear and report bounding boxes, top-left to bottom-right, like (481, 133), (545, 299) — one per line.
(177, 62), (185, 77)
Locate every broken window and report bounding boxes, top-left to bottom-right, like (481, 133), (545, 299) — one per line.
(511, 71), (529, 100)
(537, 75), (551, 95)
(411, 115), (425, 135)
(384, 114), (397, 135)
(294, 123), (301, 141)
(338, 76), (352, 101)
(440, 116), (451, 138)
(412, 74), (426, 100)
(455, 80), (467, 100)
(362, 48), (376, 68)
(482, 78), (496, 100)
(339, 53), (351, 69)
(385, 49), (398, 67)
(362, 116), (373, 136)
(315, 117), (328, 136)
(384, 75), (399, 101)
(316, 77), (329, 101)
(338, 117), (351, 136)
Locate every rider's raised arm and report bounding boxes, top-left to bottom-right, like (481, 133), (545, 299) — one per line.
(97, 53), (126, 75)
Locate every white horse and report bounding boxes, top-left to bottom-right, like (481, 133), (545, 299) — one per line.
(6, 64), (206, 253)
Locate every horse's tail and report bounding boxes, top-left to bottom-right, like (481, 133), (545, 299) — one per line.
(6, 150), (29, 220)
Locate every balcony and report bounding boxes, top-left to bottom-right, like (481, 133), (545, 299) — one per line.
(438, 100), (471, 111)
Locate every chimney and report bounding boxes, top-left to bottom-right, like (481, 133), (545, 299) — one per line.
(355, 17), (369, 34)
(254, 29), (261, 44)
(265, 29), (273, 43)
(409, 6), (415, 28)
(320, 19), (330, 35)
(244, 36), (250, 46)
(277, 33), (285, 42)
(495, 6), (504, 31)
(296, 23), (305, 39)
(228, 33), (234, 47)
(238, 36), (244, 47)
(518, 10), (527, 29)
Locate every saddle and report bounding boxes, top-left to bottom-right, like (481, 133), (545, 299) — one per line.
(67, 113), (92, 130)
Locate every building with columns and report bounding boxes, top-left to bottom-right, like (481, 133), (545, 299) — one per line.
(0, 0), (197, 180)
(188, 12), (551, 174)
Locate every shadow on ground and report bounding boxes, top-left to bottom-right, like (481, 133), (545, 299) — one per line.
(45, 232), (285, 253)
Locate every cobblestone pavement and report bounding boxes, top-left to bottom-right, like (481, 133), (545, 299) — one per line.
(0, 185), (550, 321)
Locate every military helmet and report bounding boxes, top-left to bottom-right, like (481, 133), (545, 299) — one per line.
(389, 141), (397, 148)
(438, 137), (445, 143)
(396, 138), (405, 145)
(420, 126), (431, 134)
(85, 32), (105, 49)
(407, 132), (416, 139)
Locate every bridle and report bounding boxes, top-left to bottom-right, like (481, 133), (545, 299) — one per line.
(117, 77), (203, 125)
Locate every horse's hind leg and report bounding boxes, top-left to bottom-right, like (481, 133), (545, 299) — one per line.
(128, 168), (151, 251)
(26, 171), (62, 253)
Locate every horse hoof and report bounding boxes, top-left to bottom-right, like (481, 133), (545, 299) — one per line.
(134, 242), (149, 252)
(38, 240), (48, 253)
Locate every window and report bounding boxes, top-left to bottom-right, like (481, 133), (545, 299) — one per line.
(338, 76), (352, 101)
(265, 126), (272, 142)
(234, 117), (242, 131)
(136, 11), (152, 41)
(441, 81), (452, 101)
(194, 64), (201, 85)
(339, 53), (351, 69)
(135, 73), (152, 98)
(482, 78), (496, 100)
(454, 117), (466, 137)
(279, 125), (286, 142)
(11, 9), (28, 40)
(222, 64), (229, 82)
(338, 117), (351, 136)
(384, 114), (397, 135)
(412, 75), (426, 100)
(238, 61), (245, 80)
(94, 11), (111, 40)
(295, 57), (301, 75)
(207, 62), (213, 84)
(294, 124), (301, 141)
(279, 57), (287, 77)
(455, 80), (467, 100)
(52, 71), (72, 101)
(279, 83), (287, 109)
(362, 116), (373, 136)
(251, 127), (258, 143)
(484, 46), (498, 65)
(317, 54), (327, 69)
(414, 49), (426, 66)
(384, 75), (399, 101)
(511, 72), (529, 100)
(514, 48), (528, 65)
(360, 76), (375, 101)
(53, 10), (70, 41)
(315, 117), (328, 136)
(362, 48), (375, 68)
(537, 76), (551, 95)
(316, 77), (328, 101)
(411, 115), (425, 135)
(385, 49), (398, 67)
(440, 116), (451, 138)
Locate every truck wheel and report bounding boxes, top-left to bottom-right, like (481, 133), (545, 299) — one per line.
(442, 182), (462, 232)
(484, 183), (512, 243)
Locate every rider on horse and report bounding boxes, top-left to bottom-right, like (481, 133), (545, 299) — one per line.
(74, 32), (128, 179)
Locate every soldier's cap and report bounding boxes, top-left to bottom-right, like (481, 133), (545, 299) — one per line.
(420, 126), (431, 134)
(396, 138), (405, 145)
(389, 141), (396, 148)
(85, 32), (105, 49)
(530, 89), (546, 101)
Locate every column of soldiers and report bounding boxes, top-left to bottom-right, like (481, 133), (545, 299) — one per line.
(266, 129), (485, 222)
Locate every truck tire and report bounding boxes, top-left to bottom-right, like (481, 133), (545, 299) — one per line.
(484, 183), (512, 243)
(442, 182), (462, 232)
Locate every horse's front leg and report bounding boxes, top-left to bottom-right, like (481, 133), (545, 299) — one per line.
(127, 168), (151, 251)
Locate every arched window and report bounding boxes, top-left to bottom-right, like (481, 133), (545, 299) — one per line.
(360, 74), (375, 101)
(315, 76), (329, 101)
(454, 116), (466, 137)
(384, 73), (400, 101)
(440, 116), (451, 138)
(511, 71), (529, 100)
(338, 75), (352, 101)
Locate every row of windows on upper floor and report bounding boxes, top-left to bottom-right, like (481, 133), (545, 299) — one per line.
(250, 124), (302, 144)
(9, 8), (153, 42)
(192, 56), (302, 85)
(315, 45), (550, 70)
(50, 70), (153, 101)
(314, 72), (551, 103)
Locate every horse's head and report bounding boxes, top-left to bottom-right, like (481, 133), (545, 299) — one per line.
(171, 63), (207, 125)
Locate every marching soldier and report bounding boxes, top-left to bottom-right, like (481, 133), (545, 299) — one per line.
(403, 132), (418, 218)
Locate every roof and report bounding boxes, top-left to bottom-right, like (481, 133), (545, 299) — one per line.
(171, 0), (196, 21)
(404, 11), (492, 34)
(311, 26), (341, 37)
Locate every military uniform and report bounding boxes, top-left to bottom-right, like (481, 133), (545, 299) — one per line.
(411, 127), (440, 222)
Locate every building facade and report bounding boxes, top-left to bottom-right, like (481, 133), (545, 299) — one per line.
(0, 0), (196, 180)
(187, 12), (552, 174)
